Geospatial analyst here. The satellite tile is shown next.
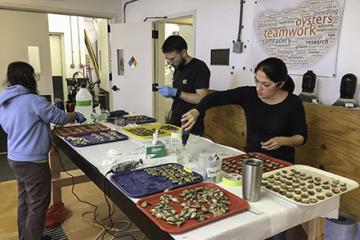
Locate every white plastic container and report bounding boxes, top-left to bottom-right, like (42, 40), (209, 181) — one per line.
(75, 86), (93, 122)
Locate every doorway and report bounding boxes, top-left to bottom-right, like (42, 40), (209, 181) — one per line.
(49, 34), (65, 101)
(154, 15), (195, 123)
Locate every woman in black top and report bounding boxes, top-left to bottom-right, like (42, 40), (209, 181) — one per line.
(182, 57), (307, 239)
(182, 57), (307, 164)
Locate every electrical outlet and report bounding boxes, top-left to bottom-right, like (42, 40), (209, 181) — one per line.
(233, 40), (244, 53)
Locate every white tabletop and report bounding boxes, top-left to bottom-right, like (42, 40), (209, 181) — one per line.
(63, 123), (339, 240)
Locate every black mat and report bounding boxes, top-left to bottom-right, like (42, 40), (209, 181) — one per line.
(43, 225), (68, 240)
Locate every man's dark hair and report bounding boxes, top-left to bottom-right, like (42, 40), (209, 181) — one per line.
(162, 35), (188, 53)
(7, 61), (38, 94)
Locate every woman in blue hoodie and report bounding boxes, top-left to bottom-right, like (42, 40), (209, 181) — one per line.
(0, 61), (85, 240)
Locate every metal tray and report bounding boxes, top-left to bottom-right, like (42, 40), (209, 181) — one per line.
(54, 123), (109, 137)
(222, 152), (291, 174)
(124, 115), (156, 124)
(123, 123), (180, 139)
(110, 163), (203, 198)
(262, 165), (359, 206)
(64, 130), (128, 147)
(137, 182), (249, 234)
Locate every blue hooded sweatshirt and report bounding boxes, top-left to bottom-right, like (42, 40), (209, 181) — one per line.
(0, 85), (69, 162)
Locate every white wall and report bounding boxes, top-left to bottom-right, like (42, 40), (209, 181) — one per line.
(95, 19), (110, 92)
(0, 0), (122, 20)
(122, 0), (360, 105)
(123, 0), (242, 90)
(0, 9), (52, 95)
(48, 14), (86, 76)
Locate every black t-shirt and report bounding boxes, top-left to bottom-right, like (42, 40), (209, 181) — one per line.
(169, 58), (210, 134)
(196, 86), (307, 163)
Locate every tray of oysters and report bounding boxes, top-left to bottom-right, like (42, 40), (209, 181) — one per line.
(136, 182), (249, 233)
(262, 165), (359, 206)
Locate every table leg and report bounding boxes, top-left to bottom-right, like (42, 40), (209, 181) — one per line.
(49, 145), (62, 205)
(307, 217), (325, 240)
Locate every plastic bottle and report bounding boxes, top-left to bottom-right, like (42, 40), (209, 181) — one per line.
(204, 154), (221, 183)
(75, 83), (93, 122)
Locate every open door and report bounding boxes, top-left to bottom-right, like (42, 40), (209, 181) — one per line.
(154, 16), (194, 123)
(109, 22), (154, 116)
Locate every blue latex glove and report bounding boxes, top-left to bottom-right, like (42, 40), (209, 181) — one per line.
(75, 112), (87, 123)
(157, 86), (178, 98)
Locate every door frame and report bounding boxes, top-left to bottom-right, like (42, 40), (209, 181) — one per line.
(49, 33), (67, 101)
(153, 11), (196, 122)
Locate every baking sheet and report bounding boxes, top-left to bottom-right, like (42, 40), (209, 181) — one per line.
(262, 165), (359, 206)
(54, 123), (109, 137)
(124, 115), (156, 124)
(137, 182), (249, 234)
(110, 163), (203, 198)
(123, 123), (181, 139)
(221, 152), (291, 174)
(64, 130), (128, 147)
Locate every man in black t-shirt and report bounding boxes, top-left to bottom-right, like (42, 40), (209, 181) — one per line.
(157, 35), (210, 135)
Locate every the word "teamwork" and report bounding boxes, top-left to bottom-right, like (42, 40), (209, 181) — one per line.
(264, 25), (316, 38)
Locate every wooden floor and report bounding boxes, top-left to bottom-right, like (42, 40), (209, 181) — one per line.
(0, 172), (148, 240)
(0, 169), (308, 240)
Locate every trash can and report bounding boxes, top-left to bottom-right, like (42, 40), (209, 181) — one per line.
(325, 212), (357, 240)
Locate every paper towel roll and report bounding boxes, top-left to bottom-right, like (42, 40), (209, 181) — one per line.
(325, 212), (357, 240)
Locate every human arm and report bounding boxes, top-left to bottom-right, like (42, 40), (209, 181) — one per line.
(181, 87), (247, 131)
(261, 135), (304, 150)
(35, 97), (86, 125)
(262, 97), (307, 150)
(181, 109), (200, 131)
(177, 88), (209, 104)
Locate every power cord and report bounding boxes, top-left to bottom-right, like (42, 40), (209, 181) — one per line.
(54, 145), (146, 239)
(54, 146), (117, 238)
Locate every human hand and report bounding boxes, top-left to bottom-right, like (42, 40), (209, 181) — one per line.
(181, 109), (200, 131)
(261, 137), (285, 150)
(157, 86), (178, 98)
(75, 112), (87, 123)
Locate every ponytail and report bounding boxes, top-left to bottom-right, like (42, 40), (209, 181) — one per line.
(282, 75), (295, 93)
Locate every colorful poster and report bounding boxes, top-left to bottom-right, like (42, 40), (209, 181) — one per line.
(251, 0), (345, 77)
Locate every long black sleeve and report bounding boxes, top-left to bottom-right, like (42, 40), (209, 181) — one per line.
(195, 87), (246, 114)
(196, 86), (307, 163)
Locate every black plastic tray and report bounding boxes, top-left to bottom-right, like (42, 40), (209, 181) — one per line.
(107, 115), (156, 125)
(124, 115), (156, 124)
(64, 130), (128, 147)
(110, 163), (203, 198)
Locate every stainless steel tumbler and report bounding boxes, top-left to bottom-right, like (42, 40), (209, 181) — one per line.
(242, 158), (263, 202)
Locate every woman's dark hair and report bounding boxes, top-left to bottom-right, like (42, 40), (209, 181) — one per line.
(162, 35), (188, 53)
(7, 61), (38, 94)
(254, 57), (295, 93)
